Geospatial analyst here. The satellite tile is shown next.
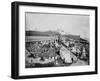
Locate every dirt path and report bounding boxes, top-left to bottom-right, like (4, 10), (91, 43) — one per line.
(71, 59), (88, 66)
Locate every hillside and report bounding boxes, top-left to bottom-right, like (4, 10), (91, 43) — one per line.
(26, 31), (60, 36)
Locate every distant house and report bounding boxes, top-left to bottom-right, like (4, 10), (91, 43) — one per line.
(61, 34), (80, 43)
(67, 34), (80, 40)
(80, 38), (89, 44)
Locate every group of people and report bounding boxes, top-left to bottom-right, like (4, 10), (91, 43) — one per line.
(62, 39), (89, 62)
(25, 37), (89, 68)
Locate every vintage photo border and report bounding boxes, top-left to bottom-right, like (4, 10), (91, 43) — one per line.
(11, 1), (98, 79)
(20, 7), (93, 75)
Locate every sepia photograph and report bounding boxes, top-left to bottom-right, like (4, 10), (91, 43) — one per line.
(25, 12), (90, 68)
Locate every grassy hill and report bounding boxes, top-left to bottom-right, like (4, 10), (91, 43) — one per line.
(26, 31), (60, 36)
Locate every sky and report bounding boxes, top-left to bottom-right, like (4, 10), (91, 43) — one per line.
(25, 12), (89, 40)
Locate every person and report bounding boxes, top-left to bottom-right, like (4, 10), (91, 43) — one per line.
(80, 47), (87, 60)
(76, 48), (81, 58)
